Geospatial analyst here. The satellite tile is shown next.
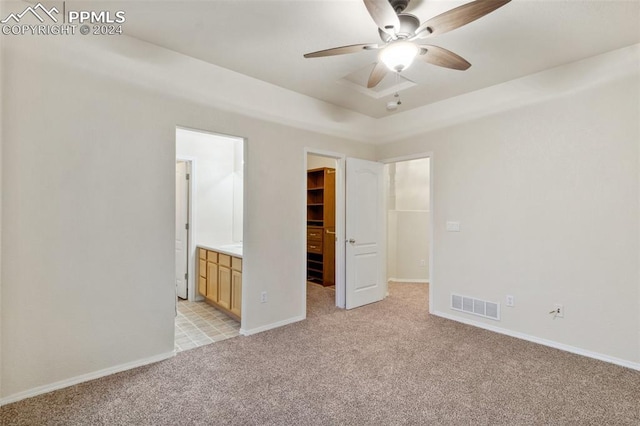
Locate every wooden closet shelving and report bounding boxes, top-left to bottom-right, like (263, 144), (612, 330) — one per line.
(306, 167), (335, 286)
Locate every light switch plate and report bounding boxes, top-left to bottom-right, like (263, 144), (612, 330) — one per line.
(446, 221), (460, 232)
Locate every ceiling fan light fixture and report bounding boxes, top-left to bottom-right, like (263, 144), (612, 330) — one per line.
(379, 41), (419, 72)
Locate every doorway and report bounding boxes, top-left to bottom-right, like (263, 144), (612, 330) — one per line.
(303, 153), (387, 314)
(305, 153), (340, 318)
(383, 155), (432, 308)
(301, 152), (432, 318)
(174, 127), (244, 351)
(175, 127), (244, 302)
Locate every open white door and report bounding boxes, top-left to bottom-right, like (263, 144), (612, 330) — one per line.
(345, 157), (385, 309)
(175, 161), (189, 300)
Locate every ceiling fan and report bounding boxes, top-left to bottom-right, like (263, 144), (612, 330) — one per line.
(303, 0), (511, 89)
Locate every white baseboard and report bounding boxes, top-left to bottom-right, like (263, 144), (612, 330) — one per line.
(432, 310), (640, 371)
(240, 315), (305, 336)
(0, 350), (176, 406)
(388, 278), (429, 284)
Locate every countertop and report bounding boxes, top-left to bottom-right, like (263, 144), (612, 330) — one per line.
(198, 244), (242, 258)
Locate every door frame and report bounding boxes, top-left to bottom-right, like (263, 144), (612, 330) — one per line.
(379, 152), (434, 314)
(303, 149), (347, 311)
(176, 156), (196, 301)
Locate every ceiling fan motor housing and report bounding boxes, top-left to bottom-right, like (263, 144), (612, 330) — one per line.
(388, 0), (410, 14)
(378, 13), (420, 42)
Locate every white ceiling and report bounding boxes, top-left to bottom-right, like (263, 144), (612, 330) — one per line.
(105, 0), (640, 118)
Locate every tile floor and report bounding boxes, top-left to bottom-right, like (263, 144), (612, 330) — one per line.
(175, 299), (241, 352)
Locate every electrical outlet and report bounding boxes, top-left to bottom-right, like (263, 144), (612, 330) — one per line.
(506, 295), (514, 307)
(554, 304), (564, 318)
(260, 291), (267, 303)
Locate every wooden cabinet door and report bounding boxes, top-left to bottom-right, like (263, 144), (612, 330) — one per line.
(198, 276), (207, 297)
(231, 270), (242, 317)
(206, 262), (219, 302)
(218, 266), (231, 310)
(198, 259), (207, 296)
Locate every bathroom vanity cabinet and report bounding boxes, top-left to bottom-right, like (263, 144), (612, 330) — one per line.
(198, 247), (242, 320)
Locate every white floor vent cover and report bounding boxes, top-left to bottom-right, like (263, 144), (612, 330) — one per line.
(451, 294), (500, 321)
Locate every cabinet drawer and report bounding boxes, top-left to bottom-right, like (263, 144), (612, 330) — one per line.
(307, 227), (323, 242)
(232, 257), (242, 272)
(218, 253), (231, 267)
(199, 259), (206, 278)
(307, 241), (322, 254)
(199, 248), (207, 260)
(207, 250), (218, 262)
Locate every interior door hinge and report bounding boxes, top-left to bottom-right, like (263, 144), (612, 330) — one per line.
(186, 173), (190, 180)
(184, 273), (188, 280)
(185, 223), (189, 230)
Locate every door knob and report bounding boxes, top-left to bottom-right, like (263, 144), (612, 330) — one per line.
(348, 239), (356, 244)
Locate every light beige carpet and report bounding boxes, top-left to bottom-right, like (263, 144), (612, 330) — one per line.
(2, 283), (639, 425)
(306, 281), (338, 318)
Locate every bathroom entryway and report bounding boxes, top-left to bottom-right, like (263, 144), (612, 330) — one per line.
(175, 299), (240, 352)
(175, 126), (245, 352)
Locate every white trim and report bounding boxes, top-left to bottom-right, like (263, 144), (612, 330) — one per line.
(388, 278), (429, 284)
(334, 157), (346, 309)
(240, 136), (248, 334)
(175, 156), (196, 301)
(176, 125), (248, 142)
(0, 351), (176, 406)
(302, 153), (309, 318)
(432, 310), (640, 372)
(240, 315), (305, 336)
(378, 152), (434, 164)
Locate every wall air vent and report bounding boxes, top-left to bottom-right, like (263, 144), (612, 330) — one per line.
(451, 293), (500, 321)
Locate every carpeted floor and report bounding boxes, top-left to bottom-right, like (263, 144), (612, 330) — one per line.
(306, 281), (338, 318)
(2, 283), (640, 425)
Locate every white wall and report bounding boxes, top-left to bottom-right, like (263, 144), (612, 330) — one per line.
(176, 128), (242, 247)
(377, 72), (640, 364)
(0, 35), (375, 401)
(307, 154), (337, 170)
(386, 159), (430, 281)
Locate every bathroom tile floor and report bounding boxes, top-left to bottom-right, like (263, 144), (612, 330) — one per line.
(175, 299), (240, 352)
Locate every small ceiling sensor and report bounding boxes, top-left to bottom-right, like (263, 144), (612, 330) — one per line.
(387, 91), (402, 111)
(386, 100), (401, 111)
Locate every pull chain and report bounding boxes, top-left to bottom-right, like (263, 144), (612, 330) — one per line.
(386, 71), (402, 111)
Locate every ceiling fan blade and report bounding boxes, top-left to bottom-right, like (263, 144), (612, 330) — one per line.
(367, 62), (388, 88)
(415, 0), (511, 39)
(418, 45), (471, 70)
(303, 43), (379, 58)
(363, 0), (400, 37)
